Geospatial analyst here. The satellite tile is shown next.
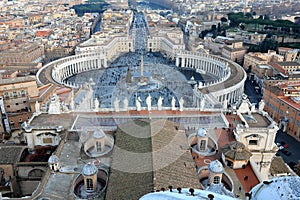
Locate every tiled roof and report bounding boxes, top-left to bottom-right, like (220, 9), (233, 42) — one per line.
(0, 146), (24, 164)
(270, 156), (292, 175)
(222, 141), (252, 161)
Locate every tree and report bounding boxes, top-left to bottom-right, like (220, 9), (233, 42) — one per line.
(239, 23), (246, 30)
(264, 14), (270, 20)
(259, 38), (278, 53)
(168, 185), (173, 192)
(245, 12), (253, 19)
(295, 17), (300, 25)
(217, 23), (221, 33)
(220, 17), (228, 23)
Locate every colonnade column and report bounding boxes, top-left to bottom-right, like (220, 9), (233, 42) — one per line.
(181, 56), (185, 67)
(176, 57), (179, 67)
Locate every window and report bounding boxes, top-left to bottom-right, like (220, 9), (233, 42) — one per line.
(249, 140), (258, 145)
(10, 121), (15, 129)
(13, 91), (17, 98)
(86, 178), (93, 191)
(213, 176), (220, 184)
(21, 90), (25, 97)
(4, 92), (9, 99)
(96, 141), (102, 152)
(200, 140), (206, 151)
(280, 110), (283, 115)
(290, 117), (293, 123)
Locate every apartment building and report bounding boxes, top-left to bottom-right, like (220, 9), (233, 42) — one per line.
(0, 76), (39, 134)
(0, 43), (44, 64)
(221, 40), (247, 64)
(264, 81), (300, 141)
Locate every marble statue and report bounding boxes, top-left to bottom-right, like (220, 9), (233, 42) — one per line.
(70, 97), (75, 111)
(61, 102), (69, 112)
(251, 103), (256, 112)
(94, 98), (99, 112)
(48, 94), (62, 114)
(198, 81), (203, 88)
(136, 96), (142, 111)
(258, 100), (265, 111)
(157, 96), (163, 111)
(200, 97), (205, 111)
(146, 94), (152, 111)
(179, 97), (184, 112)
(194, 84), (198, 91)
(223, 99), (228, 110)
(171, 97), (176, 111)
(35, 101), (40, 114)
(114, 98), (120, 112)
(123, 97), (129, 111)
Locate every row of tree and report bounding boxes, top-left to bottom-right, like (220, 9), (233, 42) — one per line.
(227, 12), (300, 29)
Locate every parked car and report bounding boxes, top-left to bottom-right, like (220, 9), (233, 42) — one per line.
(278, 146), (284, 151)
(283, 150), (291, 156)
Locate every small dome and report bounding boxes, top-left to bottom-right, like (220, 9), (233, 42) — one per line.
(48, 154), (59, 164)
(222, 141), (252, 161)
(82, 162), (98, 176)
(208, 160), (224, 174)
(93, 129), (105, 139)
(197, 128), (207, 137)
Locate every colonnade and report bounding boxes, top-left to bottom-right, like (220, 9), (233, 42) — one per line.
(176, 51), (246, 105)
(45, 52), (107, 88)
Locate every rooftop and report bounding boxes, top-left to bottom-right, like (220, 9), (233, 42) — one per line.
(30, 113), (76, 129)
(251, 176), (300, 200)
(0, 146), (24, 164)
(140, 188), (237, 200)
(222, 141), (252, 161)
(0, 76), (36, 86)
(242, 113), (271, 128)
(152, 120), (200, 190)
(270, 156), (292, 176)
(279, 96), (300, 110)
(105, 120), (153, 200)
(234, 164), (260, 193)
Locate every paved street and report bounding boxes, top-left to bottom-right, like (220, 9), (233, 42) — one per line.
(275, 130), (300, 167)
(244, 78), (262, 105)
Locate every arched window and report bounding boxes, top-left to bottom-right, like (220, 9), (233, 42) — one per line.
(96, 141), (101, 152)
(200, 140), (206, 151)
(213, 176), (220, 184)
(86, 178), (93, 191)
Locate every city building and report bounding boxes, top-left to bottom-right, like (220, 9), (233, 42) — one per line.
(0, 76), (39, 135)
(221, 40), (247, 64)
(0, 43), (44, 64)
(264, 81), (300, 141)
